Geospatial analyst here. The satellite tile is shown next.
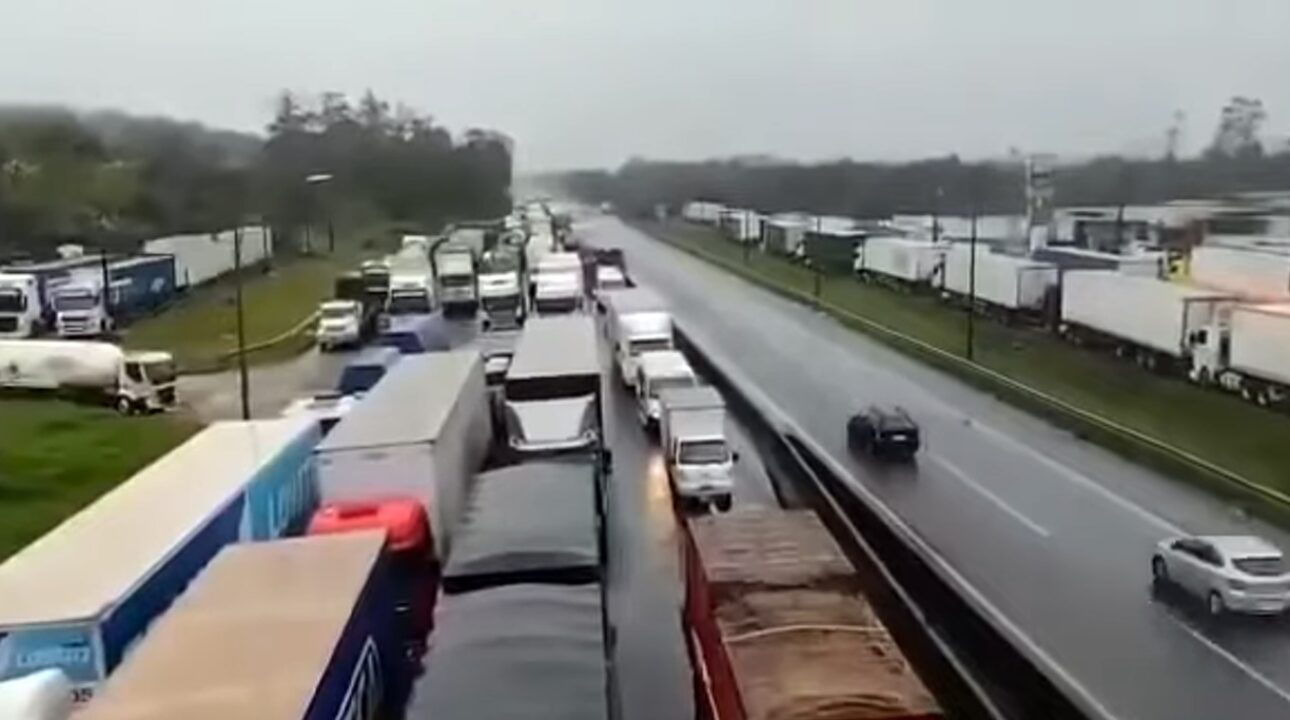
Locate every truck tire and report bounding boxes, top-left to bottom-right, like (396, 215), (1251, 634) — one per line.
(715, 495), (733, 512)
(115, 396), (135, 416)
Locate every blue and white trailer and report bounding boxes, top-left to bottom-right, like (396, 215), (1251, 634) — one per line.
(0, 416), (320, 702)
(78, 531), (404, 720)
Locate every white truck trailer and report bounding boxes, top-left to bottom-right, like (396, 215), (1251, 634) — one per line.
(313, 350), (491, 553)
(660, 386), (735, 511)
(143, 226), (272, 290)
(1189, 245), (1290, 301)
(0, 273), (43, 338)
(858, 236), (947, 285)
(1060, 270), (1235, 372)
(0, 417), (320, 702)
(942, 243), (1057, 315)
(0, 340), (176, 413)
(1191, 303), (1290, 408)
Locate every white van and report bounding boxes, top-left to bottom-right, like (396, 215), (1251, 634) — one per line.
(635, 350), (698, 428)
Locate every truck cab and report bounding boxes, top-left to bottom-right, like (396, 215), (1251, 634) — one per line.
(117, 350), (178, 414)
(614, 311), (673, 388)
(52, 277), (111, 338)
(385, 274), (435, 317)
(635, 350), (699, 428)
(478, 248), (525, 330)
(0, 273), (42, 338)
(434, 246), (478, 317)
(660, 386), (735, 511)
(533, 273), (583, 315)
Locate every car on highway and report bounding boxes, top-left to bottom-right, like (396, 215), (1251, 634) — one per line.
(1151, 535), (1290, 616)
(315, 299), (365, 351)
(846, 405), (921, 461)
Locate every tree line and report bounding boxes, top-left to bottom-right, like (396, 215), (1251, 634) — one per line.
(554, 97), (1290, 219)
(0, 91), (513, 259)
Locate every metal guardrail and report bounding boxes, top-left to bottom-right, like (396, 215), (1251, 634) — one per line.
(654, 231), (1290, 513)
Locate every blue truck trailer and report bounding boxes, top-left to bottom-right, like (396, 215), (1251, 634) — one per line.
(0, 416), (320, 702)
(78, 532), (403, 720)
(50, 254), (177, 336)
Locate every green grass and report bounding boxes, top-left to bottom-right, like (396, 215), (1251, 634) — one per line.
(642, 220), (1290, 505)
(0, 400), (200, 560)
(123, 255), (348, 373)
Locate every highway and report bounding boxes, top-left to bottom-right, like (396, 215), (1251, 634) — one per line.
(579, 214), (1290, 720)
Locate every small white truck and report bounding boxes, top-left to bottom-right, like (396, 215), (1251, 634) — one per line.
(612, 311), (673, 388)
(635, 350), (698, 428)
(660, 386), (735, 512)
(0, 340), (177, 414)
(314, 299), (364, 351)
(434, 245), (478, 317)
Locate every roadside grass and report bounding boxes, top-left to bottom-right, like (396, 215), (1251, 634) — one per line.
(641, 221), (1290, 503)
(0, 400), (200, 561)
(123, 255), (348, 373)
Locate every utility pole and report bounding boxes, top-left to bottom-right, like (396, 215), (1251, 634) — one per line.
(233, 227), (250, 420)
(966, 201), (979, 361)
(98, 245), (112, 332)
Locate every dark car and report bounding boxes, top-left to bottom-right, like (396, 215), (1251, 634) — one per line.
(846, 405), (920, 460)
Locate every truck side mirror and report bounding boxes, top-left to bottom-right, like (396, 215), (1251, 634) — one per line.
(601, 448), (614, 475)
(732, 451), (741, 463)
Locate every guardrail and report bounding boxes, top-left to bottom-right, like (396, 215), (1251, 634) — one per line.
(675, 325), (1098, 720)
(649, 229), (1290, 517)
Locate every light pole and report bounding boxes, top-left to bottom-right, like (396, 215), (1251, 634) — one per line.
(305, 173), (334, 253)
(966, 205), (979, 361)
(232, 226), (251, 419)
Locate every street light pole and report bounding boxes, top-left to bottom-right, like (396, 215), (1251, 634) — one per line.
(233, 227), (250, 420)
(966, 191), (979, 361)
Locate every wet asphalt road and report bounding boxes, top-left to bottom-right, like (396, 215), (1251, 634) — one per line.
(580, 215), (1290, 720)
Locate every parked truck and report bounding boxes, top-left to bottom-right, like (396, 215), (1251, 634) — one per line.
(0, 273), (43, 338)
(857, 236), (946, 286)
(434, 244), (479, 317)
(0, 417), (320, 702)
(385, 272), (435, 317)
(478, 247), (525, 330)
(1060, 270), (1235, 372)
(79, 532), (405, 720)
(942, 242), (1058, 317)
(1189, 245), (1290, 301)
(635, 350), (698, 428)
(533, 252), (584, 315)
(0, 340), (176, 414)
(612, 310), (673, 388)
(660, 386), (735, 512)
(51, 255), (176, 337)
(142, 226), (272, 291)
(1191, 303), (1290, 408)
(314, 351), (491, 553)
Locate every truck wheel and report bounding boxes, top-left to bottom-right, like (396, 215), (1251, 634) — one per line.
(715, 495), (733, 512)
(115, 397), (135, 416)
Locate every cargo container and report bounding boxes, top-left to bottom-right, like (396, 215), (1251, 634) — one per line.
(315, 351), (490, 554)
(442, 462), (602, 594)
(718, 209), (761, 243)
(806, 226), (868, 274)
(406, 584), (609, 720)
(79, 532), (405, 720)
(1192, 303), (1290, 408)
(858, 236), (945, 285)
(308, 499), (437, 659)
(941, 243), (1057, 315)
(1031, 246), (1163, 277)
(683, 201), (724, 225)
(1060, 270), (1234, 371)
(142, 226), (272, 291)
(760, 215), (808, 256)
(684, 507), (940, 720)
(0, 418), (319, 701)
(1189, 245), (1290, 301)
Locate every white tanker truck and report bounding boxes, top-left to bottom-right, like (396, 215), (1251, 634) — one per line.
(0, 340), (177, 414)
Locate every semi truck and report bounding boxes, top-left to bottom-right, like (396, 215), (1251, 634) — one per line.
(78, 532), (405, 720)
(1031, 246), (1164, 277)
(941, 242), (1058, 316)
(0, 273), (43, 338)
(385, 273), (435, 317)
(0, 417), (320, 702)
(314, 351), (491, 554)
(635, 350), (698, 428)
(1191, 303), (1290, 408)
(1189, 245), (1290, 301)
(857, 236), (946, 285)
(0, 340), (177, 414)
(660, 386), (735, 511)
(612, 310), (673, 388)
(434, 244), (479, 317)
(1060, 270), (1235, 372)
(683, 507), (941, 720)
(51, 255), (176, 337)
(478, 246), (525, 329)
(533, 252), (584, 315)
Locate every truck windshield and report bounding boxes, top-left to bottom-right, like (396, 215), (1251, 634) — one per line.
(143, 359), (177, 384)
(440, 275), (473, 287)
(0, 290), (25, 312)
(630, 338), (672, 354)
(321, 306), (354, 319)
(679, 439), (730, 465)
(54, 292), (97, 311)
(386, 294), (431, 315)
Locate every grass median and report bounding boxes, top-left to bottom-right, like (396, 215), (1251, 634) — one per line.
(0, 400), (200, 560)
(638, 220), (1290, 509)
(123, 255), (347, 373)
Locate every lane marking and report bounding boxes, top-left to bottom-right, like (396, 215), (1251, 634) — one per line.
(1161, 609), (1290, 706)
(927, 454), (1051, 538)
(969, 421), (1184, 535)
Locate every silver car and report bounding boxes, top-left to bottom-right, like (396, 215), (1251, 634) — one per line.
(1152, 535), (1290, 615)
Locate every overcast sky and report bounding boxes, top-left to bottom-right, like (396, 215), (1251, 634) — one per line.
(1, 1), (1287, 170)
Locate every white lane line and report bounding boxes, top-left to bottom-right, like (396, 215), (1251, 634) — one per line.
(1161, 610), (1290, 706)
(927, 454), (1051, 538)
(968, 421), (1185, 535)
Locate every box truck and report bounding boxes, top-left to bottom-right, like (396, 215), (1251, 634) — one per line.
(1191, 303), (1290, 408)
(0, 418), (319, 701)
(0, 273), (43, 338)
(314, 351), (490, 554)
(612, 310), (673, 389)
(1060, 270), (1235, 372)
(0, 340), (176, 414)
(942, 242), (1058, 316)
(434, 244), (478, 317)
(79, 532), (405, 720)
(635, 350), (698, 428)
(478, 246), (525, 330)
(858, 236), (946, 285)
(660, 386), (735, 512)
(503, 316), (605, 464)
(1189, 245), (1290, 301)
